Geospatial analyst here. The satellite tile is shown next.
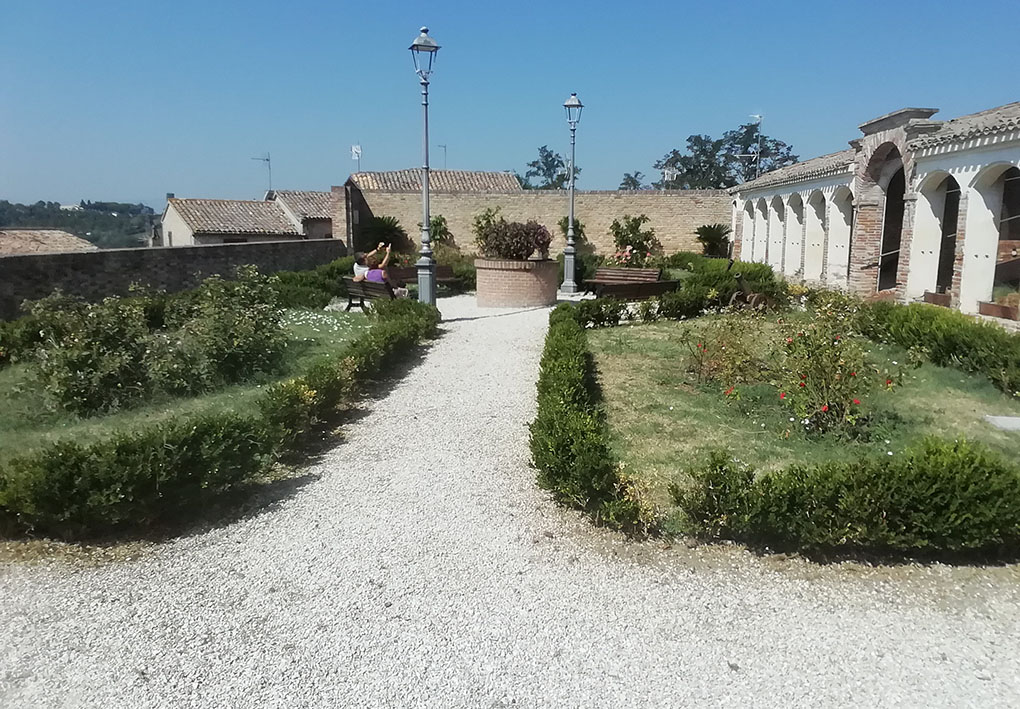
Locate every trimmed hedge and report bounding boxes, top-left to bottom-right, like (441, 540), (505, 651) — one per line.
(671, 438), (1020, 557)
(861, 300), (1020, 396)
(0, 299), (440, 539)
(530, 303), (642, 529)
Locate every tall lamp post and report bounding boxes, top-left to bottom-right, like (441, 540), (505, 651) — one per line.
(561, 92), (583, 294)
(410, 27), (440, 306)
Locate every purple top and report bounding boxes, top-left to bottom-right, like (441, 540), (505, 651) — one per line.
(365, 268), (386, 283)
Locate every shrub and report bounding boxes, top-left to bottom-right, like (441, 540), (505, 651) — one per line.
(657, 285), (711, 320)
(418, 214), (453, 246)
(184, 265), (287, 384)
(609, 214), (662, 266)
(530, 307), (642, 530)
(471, 206), (505, 240)
(26, 292), (153, 415)
(357, 215), (412, 252)
(672, 438), (1020, 557)
(557, 249), (603, 286)
(0, 411), (276, 538)
(475, 219), (552, 260)
(434, 243), (477, 291)
(557, 215), (586, 243)
(572, 298), (627, 328)
(695, 223), (732, 257)
(0, 313), (44, 367)
(859, 301), (1020, 396)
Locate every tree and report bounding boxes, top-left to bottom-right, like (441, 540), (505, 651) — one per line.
(694, 223), (732, 257)
(619, 171), (646, 190)
(653, 123), (798, 189)
(524, 145), (580, 190)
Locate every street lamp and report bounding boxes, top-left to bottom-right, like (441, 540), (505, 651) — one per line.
(561, 92), (583, 294)
(410, 26), (440, 306)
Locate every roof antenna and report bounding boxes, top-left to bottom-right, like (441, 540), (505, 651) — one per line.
(251, 152), (272, 192)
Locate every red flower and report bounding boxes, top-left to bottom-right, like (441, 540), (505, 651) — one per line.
(850, 372), (856, 377)
(786, 337), (793, 344)
(835, 335), (841, 340)
(780, 392), (786, 400)
(799, 382), (806, 388)
(800, 374), (807, 379)
(886, 379), (892, 386)
(853, 398), (860, 405)
(724, 386), (734, 396)
(821, 405), (829, 412)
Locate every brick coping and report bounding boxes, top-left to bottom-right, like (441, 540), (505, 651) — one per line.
(474, 258), (556, 271)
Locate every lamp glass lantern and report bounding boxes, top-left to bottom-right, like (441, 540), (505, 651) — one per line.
(563, 92), (583, 125)
(409, 27), (440, 78)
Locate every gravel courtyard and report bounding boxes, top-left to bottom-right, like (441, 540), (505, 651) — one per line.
(2, 294), (1019, 707)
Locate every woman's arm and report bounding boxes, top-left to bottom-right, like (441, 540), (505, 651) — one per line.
(379, 244), (392, 268)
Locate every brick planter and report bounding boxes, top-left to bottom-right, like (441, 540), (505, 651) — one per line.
(475, 258), (558, 308)
(978, 301), (1019, 321)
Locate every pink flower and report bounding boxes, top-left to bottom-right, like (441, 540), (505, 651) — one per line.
(821, 405), (829, 412)
(853, 398), (861, 405)
(780, 392), (786, 400)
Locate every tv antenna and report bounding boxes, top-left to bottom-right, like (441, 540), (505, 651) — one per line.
(251, 152), (272, 191)
(735, 114), (764, 179)
(351, 144), (362, 172)
(437, 144), (447, 170)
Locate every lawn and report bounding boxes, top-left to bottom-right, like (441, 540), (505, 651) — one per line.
(0, 308), (369, 462)
(589, 312), (1020, 512)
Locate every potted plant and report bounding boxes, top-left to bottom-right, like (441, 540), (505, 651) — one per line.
(473, 208), (556, 307)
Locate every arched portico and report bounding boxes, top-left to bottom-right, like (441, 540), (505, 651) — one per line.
(741, 201), (755, 261)
(784, 193), (804, 278)
(907, 171), (961, 300)
(754, 199), (768, 263)
(804, 191), (826, 282)
(960, 163), (1020, 312)
(852, 141), (909, 295)
(768, 196), (785, 271)
(827, 187), (853, 288)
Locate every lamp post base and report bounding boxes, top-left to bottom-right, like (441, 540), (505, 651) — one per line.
(561, 245), (578, 294)
(417, 256), (436, 306)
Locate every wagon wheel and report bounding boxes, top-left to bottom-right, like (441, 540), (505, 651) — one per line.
(748, 293), (767, 310)
(728, 291), (744, 308)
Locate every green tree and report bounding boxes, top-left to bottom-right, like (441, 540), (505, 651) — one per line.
(619, 171), (645, 190)
(524, 145), (580, 190)
(653, 123), (798, 189)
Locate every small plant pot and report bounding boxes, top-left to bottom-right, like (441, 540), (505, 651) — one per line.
(978, 301), (1019, 320)
(923, 291), (951, 307)
(475, 258), (558, 308)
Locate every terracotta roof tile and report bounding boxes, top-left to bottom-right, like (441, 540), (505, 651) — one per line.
(730, 149), (856, 194)
(168, 198), (300, 235)
(272, 190), (334, 220)
(349, 169), (523, 193)
(0, 229), (98, 256)
(909, 102), (1020, 150)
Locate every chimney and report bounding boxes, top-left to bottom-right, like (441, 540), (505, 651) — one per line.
(166, 192), (175, 201)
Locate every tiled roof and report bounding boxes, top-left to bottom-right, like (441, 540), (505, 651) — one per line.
(909, 102), (1020, 150)
(730, 149), (856, 194)
(0, 229), (98, 256)
(272, 190), (333, 220)
(168, 198), (299, 235)
(349, 169), (523, 193)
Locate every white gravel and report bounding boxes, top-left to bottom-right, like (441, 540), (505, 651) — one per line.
(3, 293), (1020, 707)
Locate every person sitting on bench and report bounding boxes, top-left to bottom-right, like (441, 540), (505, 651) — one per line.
(353, 242), (387, 279)
(354, 245), (408, 297)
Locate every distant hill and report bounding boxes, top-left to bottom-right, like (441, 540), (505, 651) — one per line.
(0, 200), (156, 249)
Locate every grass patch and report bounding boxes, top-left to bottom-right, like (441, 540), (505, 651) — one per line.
(589, 313), (1020, 513)
(0, 308), (369, 462)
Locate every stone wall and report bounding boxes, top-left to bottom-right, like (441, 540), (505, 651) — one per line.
(0, 239), (347, 320)
(334, 186), (731, 254)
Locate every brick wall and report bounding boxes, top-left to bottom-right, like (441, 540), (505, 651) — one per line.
(334, 186), (731, 254)
(0, 239), (347, 320)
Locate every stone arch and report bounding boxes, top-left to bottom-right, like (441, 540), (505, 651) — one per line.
(852, 140), (910, 295)
(741, 201), (755, 261)
(907, 171), (961, 299)
(784, 193), (804, 278)
(960, 163), (1020, 312)
(768, 196), (785, 271)
(754, 198), (768, 263)
(804, 190), (826, 282)
(827, 186), (853, 288)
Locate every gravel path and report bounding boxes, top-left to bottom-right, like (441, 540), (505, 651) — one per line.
(3, 294), (1020, 707)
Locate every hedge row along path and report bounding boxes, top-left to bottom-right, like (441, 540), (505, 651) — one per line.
(3, 294), (1020, 707)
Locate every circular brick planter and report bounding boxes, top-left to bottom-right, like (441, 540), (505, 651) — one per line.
(474, 258), (558, 308)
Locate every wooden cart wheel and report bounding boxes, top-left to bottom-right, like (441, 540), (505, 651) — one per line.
(749, 293), (766, 310)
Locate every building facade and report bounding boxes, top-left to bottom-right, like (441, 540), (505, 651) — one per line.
(731, 103), (1020, 316)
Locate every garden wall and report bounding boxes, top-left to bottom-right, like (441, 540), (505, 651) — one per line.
(0, 239), (347, 319)
(337, 186), (731, 254)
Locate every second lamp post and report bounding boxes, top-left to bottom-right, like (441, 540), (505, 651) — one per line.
(561, 92), (583, 294)
(410, 27), (439, 306)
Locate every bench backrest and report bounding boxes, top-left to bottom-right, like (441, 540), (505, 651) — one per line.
(597, 280), (679, 300)
(591, 267), (661, 282)
(343, 277), (394, 300)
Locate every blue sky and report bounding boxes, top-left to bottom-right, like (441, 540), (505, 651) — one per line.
(1, 0), (1016, 209)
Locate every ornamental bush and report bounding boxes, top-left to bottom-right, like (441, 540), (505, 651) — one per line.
(609, 214), (661, 266)
(475, 219), (552, 260)
(671, 438), (1020, 557)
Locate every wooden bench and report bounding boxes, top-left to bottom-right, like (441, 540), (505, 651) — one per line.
(583, 267), (663, 297)
(596, 280), (680, 301)
(388, 264), (458, 286)
(342, 277), (395, 311)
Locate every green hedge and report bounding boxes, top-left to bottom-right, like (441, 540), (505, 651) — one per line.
(861, 301), (1020, 396)
(529, 303), (642, 529)
(671, 438), (1020, 557)
(0, 299), (440, 539)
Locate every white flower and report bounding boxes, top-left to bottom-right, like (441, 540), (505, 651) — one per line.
(887, 451), (893, 456)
